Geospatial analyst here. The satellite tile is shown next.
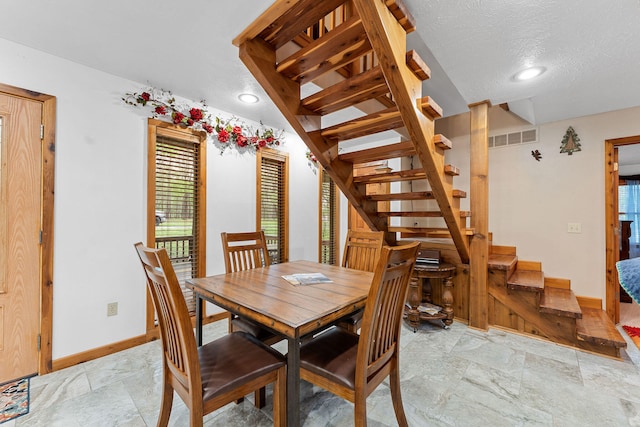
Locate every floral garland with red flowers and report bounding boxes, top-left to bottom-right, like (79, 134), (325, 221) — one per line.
(122, 87), (284, 154)
(306, 150), (319, 173)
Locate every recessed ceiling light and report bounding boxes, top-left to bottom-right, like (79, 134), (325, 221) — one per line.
(513, 66), (546, 81)
(238, 93), (259, 104)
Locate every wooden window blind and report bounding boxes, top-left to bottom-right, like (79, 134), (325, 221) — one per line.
(320, 168), (339, 264)
(148, 120), (206, 322)
(257, 149), (288, 264)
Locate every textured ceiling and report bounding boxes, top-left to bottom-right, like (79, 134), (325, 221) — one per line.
(1, 0), (639, 131)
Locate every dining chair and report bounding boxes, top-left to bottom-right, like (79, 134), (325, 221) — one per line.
(221, 231), (285, 408)
(134, 242), (286, 427)
(298, 241), (420, 427)
(337, 229), (385, 332)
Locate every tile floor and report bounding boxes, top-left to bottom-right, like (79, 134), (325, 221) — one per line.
(6, 319), (640, 427)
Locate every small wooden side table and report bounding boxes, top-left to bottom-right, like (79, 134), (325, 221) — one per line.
(404, 263), (455, 331)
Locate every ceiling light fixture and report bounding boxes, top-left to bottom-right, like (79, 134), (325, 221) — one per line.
(513, 66), (546, 81)
(238, 93), (259, 104)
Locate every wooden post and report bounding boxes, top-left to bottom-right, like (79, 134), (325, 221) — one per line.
(468, 100), (491, 330)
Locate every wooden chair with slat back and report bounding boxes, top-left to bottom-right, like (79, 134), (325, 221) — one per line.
(299, 241), (420, 427)
(221, 231), (284, 408)
(337, 230), (385, 332)
(134, 242), (286, 427)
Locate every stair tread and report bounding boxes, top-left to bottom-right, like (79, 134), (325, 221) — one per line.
(301, 66), (389, 115)
(576, 307), (627, 348)
(367, 190), (466, 201)
(320, 106), (403, 141)
(385, 0), (416, 33)
(377, 210), (470, 218)
(405, 50), (430, 81)
(389, 226), (475, 237)
(508, 270), (544, 292)
(340, 141), (415, 163)
(277, 16), (372, 83)
(488, 254), (518, 271)
(353, 168), (425, 183)
(539, 287), (582, 319)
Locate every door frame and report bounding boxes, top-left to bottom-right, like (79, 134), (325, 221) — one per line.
(0, 83), (56, 375)
(605, 134), (640, 324)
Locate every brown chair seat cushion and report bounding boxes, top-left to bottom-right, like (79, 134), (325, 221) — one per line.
(199, 331), (285, 401)
(299, 327), (360, 389)
(231, 316), (280, 342)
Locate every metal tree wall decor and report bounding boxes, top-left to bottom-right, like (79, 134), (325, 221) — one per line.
(560, 126), (581, 155)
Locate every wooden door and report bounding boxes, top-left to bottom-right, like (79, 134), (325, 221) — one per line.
(0, 93), (42, 382)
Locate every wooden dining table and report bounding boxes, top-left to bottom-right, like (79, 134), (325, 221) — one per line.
(185, 259), (374, 427)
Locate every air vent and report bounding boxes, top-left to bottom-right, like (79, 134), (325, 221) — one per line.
(488, 128), (537, 148)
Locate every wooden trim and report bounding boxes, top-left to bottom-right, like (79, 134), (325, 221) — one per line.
(146, 119), (208, 332)
(605, 134), (640, 324)
(257, 148), (290, 262)
(468, 101), (490, 330)
(0, 83), (56, 375)
(544, 277), (571, 290)
(577, 296), (602, 310)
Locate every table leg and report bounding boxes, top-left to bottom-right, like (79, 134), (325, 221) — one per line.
(286, 336), (300, 427)
(442, 276), (454, 327)
(406, 277), (421, 332)
(195, 296), (203, 346)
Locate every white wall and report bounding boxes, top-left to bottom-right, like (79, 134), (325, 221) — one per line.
(439, 106), (640, 302)
(0, 38), (320, 359)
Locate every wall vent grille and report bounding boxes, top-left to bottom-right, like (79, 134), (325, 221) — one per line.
(488, 128), (537, 148)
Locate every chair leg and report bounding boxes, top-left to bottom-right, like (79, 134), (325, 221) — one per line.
(389, 364), (409, 427)
(354, 391), (368, 427)
(273, 366), (287, 427)
(156, 381), (174, 427)
(254, 386), (266, 409)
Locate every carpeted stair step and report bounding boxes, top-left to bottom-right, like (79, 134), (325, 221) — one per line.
(539, 287), (582, 318)
(577, 307), (627, 349)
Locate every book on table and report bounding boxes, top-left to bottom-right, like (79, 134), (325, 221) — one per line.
(282, 272), (333, 286)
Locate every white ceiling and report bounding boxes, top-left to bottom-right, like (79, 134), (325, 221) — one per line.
(1, 0), (639, 133)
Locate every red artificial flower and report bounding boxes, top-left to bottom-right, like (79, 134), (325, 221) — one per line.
(202, 123), (214, 134)
(258, 139), (267, 148)
(232, 125), (243, 135)
(154, 106), (167, 115)
(266, 136), (274, 143)
(189, 108), (203, 121)
(236, 135), (248, 147)
(172, 112), (185, 124)
(186, 118), (194, 126)
(217, 129), (230, 143)
(140, 92), (151, 102)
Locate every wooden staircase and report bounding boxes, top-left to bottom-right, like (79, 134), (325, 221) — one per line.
(233, 0), (471, 263)
(488, 245), (626, 358)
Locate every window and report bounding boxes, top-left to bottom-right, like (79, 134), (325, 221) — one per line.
(257, 148), (288, 264)
(319, 168), (339, 264)
(147, 119), (206, 327)
(619, 179), (640, 256)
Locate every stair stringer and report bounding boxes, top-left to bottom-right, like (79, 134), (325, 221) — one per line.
(488, 269), (579, 348)
(352, 0), (469, 262)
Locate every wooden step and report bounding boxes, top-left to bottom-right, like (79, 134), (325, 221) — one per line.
(367, 190), (466, 201)
(353, 168), (424, 183)
(384, 0), (416, 33)
(488, 253), (518, 271)
(277, 16), (372, 83)
(235, 0), (347, 49)
(301, 66), (389, 115)
(389, 226), (475, 237)
(507, 270), (544, 293)
(576, 307), (627, 349)
(339, 134), (452, 163)
(340, 141), (415, 163)
(420, 96), (443, 119)
(444, 165), (460, 176)
(405, 50), (430, 81)
(539, 287), (582, 319)
(320, 105), (403, 141)
(377, 210), (470, 218)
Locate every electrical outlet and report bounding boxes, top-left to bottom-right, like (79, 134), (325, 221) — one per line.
(107, 302), (118, 317)
(567, 223), (582, 233)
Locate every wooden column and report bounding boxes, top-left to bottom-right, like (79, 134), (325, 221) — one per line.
(468, 100), (491, 330)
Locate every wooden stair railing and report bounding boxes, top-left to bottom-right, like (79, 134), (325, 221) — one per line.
(233, 0), (471, 262)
